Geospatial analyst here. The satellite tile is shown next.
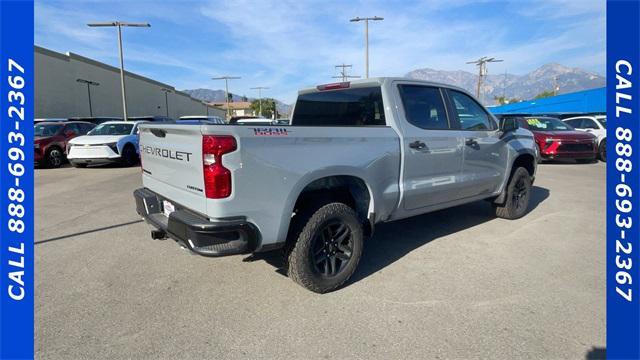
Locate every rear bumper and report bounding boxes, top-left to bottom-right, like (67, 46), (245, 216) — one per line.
(133, 188), (259, 257)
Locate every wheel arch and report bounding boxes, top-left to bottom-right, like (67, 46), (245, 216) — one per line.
(278, 170), (377, 244)
(494, 151), (536, 205)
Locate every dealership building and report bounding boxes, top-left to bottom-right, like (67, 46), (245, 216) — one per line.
(35, 45), (224, 119)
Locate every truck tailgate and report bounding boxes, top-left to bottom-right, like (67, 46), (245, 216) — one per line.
(138, 124), (207, 215)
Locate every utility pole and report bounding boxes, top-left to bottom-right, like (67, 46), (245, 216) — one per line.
(332, 64), (361, 82)
(466, 56), (503, 104)
(212, 76), (241, 119)
(88, 21), (150, 121)
(250, 86), (269, 117)
(76, 78), (99, 117)
(160, 88), (172, 117)
(350, 16), (383, 78)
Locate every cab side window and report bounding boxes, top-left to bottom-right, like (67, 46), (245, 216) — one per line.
(448, 90), (495, 131)
(398, 85), (450, 129)
(582, 119), (599, 129)
(565, 119), (582, 128)
(64, 123), (81, 135)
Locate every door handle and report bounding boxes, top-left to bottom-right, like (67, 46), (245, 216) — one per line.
(465, 138), (478, 146)
(409, 140), (426, 150)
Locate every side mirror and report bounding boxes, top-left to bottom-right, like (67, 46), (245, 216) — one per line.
(501, 119), (518, 133)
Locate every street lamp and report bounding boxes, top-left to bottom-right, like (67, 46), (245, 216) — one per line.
(160, 88), (172, 117)
(250, 86), (269, 117)
(349, 16), (383, 78)
(212, 76), (241, 119)
(76, 78), (99, 117)
(87, 21), (150, 120)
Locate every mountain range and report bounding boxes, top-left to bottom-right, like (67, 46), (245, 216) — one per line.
(182, 63), (605, 112)
(406, 63), (604, 104)
(181, 89), (292, 116)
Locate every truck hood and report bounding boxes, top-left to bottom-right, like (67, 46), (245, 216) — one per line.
(69, 135), (126, 145)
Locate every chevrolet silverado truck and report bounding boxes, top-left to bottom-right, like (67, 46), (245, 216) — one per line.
(134, 78), (538, 293)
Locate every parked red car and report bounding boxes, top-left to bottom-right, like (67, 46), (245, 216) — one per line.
(35, 121), (95, 167)
(501, 116), (598, 163)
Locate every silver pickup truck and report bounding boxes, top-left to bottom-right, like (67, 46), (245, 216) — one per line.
(134, 78), (538, 293)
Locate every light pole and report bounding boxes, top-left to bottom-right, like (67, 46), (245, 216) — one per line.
(87, 21), (150, 120)
(160, 88), (172, 117)
(333, 64), (361, 82)
(466, 56), (503, 104)
(250, 86), (269, 117)
(350, 16), (383, 78)
(212, 76), (241, 119)
(76, 78), (99, 117)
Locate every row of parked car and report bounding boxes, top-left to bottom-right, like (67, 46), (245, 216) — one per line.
(34, 115), (291, 168)
(497, 114), (606, 163)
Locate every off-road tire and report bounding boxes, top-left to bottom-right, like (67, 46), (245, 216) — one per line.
(287, 202), (363, 293)
(495, 167), (532, 220)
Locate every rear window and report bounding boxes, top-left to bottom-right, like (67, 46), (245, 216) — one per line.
(292, 87), (386, 126)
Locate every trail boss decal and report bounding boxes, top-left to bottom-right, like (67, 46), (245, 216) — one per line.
(253, 127), (289, 136)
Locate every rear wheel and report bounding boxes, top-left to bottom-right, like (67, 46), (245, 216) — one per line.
(598, 138), (606, 162)
(44, 147), (64, 168)
(495, 167), (532, 220)
(121, 144), (138, 167)
(287, 202), (363, 293)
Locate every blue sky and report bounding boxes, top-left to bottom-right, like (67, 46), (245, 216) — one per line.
(35, 0), (605, 103)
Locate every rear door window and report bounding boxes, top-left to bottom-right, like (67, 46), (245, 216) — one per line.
(448, 90), (495, 131)
(564, 119), (583, 128)
(398, 85), (450, 129)
(292, 87), (385, 126)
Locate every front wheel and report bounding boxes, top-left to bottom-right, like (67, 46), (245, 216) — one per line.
(598, 139), (606, 162)
(45, 147), (64, 168)
(287, 202), (363, 293)
(121, 145), (138, 167)
(495, 167), (532, 220)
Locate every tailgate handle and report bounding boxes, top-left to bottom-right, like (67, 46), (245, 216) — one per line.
(150, 129), (167, 138)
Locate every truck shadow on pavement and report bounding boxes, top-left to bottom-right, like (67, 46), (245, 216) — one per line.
(348, 185), (550, 285)
(260, 186), (550, 286)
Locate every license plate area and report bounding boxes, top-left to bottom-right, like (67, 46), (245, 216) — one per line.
(163, 200), (175, 217)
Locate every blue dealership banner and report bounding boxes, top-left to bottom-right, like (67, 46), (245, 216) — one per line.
(607, 0), (640, 358)
(0, 0), (35, 359)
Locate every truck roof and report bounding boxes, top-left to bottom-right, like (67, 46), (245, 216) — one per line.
(297, 77), (470, 95)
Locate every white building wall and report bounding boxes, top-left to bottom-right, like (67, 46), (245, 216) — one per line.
(34, 46), (225, 119)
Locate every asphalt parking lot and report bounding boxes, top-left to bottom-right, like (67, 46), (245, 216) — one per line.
(35, 161), (605, 359)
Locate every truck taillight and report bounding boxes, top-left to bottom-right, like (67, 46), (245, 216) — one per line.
(202, 135), (236, 199)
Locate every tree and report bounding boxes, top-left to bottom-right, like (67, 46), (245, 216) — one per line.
(250, 98), (276, 118)
(534, 90), (555, 99)
(494, 96), (521, 105)
(241, 95), (248, 102)
(227, 92), (233, 102)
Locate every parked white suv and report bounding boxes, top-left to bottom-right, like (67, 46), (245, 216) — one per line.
(563, 115), (606, 161)
(67, 121), (146, 167)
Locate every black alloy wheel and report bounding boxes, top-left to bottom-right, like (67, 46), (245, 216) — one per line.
(511, 176), (529, 214)
(310, 220), (354, 277)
